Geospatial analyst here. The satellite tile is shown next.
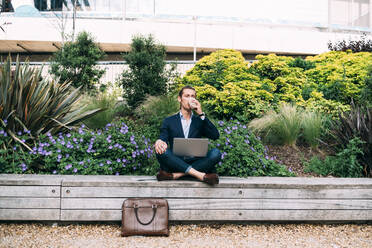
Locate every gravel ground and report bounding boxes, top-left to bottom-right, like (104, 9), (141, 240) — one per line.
(0, 223), (371, 248)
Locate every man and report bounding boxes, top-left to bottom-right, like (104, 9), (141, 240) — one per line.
(154, 85), (221, 185)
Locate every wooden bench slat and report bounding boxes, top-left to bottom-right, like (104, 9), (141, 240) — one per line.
(61, 198), (372, 210)
(0, 174), (63, 186)
(61, 209), (372, 221)
(0, 209), (60, 220)
(0, 186), (60, 197)
(59, 176), (372, 188)
(0, 198), (60, 209)
(61, 187), (372, 199)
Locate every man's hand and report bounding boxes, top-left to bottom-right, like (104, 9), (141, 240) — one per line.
(191, 99), (203, 115)
(154, 139), (168, 154)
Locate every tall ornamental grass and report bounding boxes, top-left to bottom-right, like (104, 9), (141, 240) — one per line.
(249, 104), (302, 147)
(301, 111), (323, 149)
(81, 85), (123, 129)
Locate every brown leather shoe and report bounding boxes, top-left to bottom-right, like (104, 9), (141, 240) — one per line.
(156, 170), (174, 181)
(203, 173), (219, 185)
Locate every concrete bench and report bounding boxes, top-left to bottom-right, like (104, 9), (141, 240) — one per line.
(0, 174), (371, 222)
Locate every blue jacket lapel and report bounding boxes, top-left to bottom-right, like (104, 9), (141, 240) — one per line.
(175, 113), (185, 138)
(188, 115), (198, 138)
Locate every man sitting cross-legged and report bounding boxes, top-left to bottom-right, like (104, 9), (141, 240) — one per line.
(154, 85), (221, 185)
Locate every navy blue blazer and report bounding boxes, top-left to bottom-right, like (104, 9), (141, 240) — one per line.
(159, 113), (220, 151)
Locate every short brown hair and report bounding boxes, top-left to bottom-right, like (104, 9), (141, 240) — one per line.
(178, 85), (196, 97)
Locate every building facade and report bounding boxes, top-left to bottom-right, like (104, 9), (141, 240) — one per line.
(0, 0), (371, 62)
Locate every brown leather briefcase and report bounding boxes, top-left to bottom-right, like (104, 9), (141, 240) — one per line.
(121, 198), (169, 237)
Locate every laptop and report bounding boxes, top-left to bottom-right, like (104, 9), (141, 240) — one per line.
(173, 138), (209, 157)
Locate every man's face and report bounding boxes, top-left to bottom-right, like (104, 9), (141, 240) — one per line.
(178, 88), (196, 111)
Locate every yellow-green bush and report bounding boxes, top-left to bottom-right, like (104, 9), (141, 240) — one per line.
(181, 49), (272, 119)
(305, 51), (372, 103)
(180, 49), (369, 120)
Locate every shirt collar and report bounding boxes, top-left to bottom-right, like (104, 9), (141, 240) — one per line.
(179, 111), (193, 120)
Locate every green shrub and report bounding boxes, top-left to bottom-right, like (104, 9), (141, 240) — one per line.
(181, 50), (274, 119)
(305, 51), (372, 104)
(332, 104), (372, 177)
(288, 57), (316, 71)
(212, 119), (294, 177)
(299, 90), (350, 119)
(118, 34), (178, 108)
(50, 31), (105, 94)
(249, 103), (302, 146)
(304, 137), (364, 177)
(0, 129), (34, 173)
(181, 50), (369, 121)
(328, 34), (372, 52)
(5, 120), (159, 175)
(361, 65), (372, 107)
(1, 117), (294, 177)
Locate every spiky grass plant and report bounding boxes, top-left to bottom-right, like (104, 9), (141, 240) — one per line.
(249, 103), (302, 147)
(0, 56), (102, 150)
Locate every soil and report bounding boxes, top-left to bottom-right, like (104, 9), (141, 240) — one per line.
(265, 144), (333, 177)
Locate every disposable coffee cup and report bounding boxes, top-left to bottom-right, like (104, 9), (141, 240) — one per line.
(188, 98), (197, 109)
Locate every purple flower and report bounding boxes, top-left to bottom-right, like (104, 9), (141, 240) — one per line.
(52, 170), (57, 174)
(73, 168), (78, 173)
(19, 163), (27, 172)
(4, 119), (8, 125)
(115, 172), (119, 176)
(250, 147), (255, 152)
(99, 163), (104, 167)
(106, 160), (112, 164)
(66, 133), (71, 138)
(17, 131), (22, 136)
(117, 158), (121, 163)
(65, 164), (72, 170)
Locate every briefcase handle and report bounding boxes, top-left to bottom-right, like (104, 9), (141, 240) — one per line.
(133, 204), (157, 225)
